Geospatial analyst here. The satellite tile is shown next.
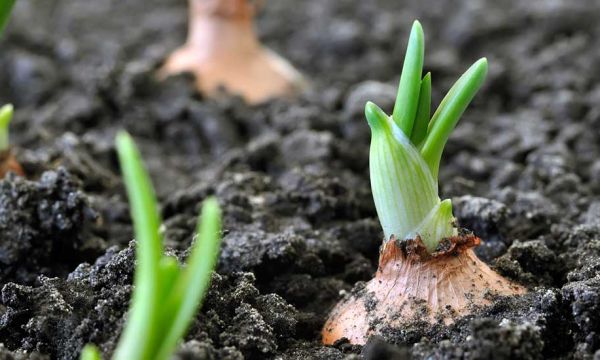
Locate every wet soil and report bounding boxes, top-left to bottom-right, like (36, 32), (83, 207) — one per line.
(0, 0), (599, 359)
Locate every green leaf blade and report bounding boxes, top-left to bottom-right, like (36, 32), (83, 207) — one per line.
(113, 131), (164, 360)
(420, 58), (488, 178)
(80, 344), (101, 360)
(392, 20), (424, 136)
(0, 0), (16, 34)
(407, 199), (456, 252)
(367, 103), (439, 242)
(0, 104), (14, 151)
(365, 101), (390, 134)
(158, 256), (181, 302)
(409, 73), (431, 147)
(155, 197), (222, 360)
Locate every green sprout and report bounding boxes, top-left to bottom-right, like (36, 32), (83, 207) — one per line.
(0, 1), (16, 154)
(366, 20), (488, 252)
(0, 104), (13, 152)
(82, 132), (222, 360)
(81, 345), (101, 360)
(0, 0), (16, 34)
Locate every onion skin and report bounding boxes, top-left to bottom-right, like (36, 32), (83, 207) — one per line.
(322, 234), (526, 345)
(160, 0), (305, 104)
(0, 149), (23, 178)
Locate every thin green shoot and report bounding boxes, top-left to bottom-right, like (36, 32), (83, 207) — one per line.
(80, 345), (101, 360)
(0, 0), (16, 154)
(0, 0), (16, 34)
(409, 72), (431, 147)
(82, 132), (222, 360)
(392, 20), (424, 136)
(0, 104), (13, 152)
(365, 101), (391, 133)
(420, 58), (488, 177)
(113, 131), (164, 360)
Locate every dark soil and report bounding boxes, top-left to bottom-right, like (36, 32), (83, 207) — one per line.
(0, 0), (599, 359)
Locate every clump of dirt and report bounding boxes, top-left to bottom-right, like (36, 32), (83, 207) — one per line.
(0, 0), (599, 359)
(0, 168), (99, 284)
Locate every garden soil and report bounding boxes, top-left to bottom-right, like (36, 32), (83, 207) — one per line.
(0, 0), (599, 359)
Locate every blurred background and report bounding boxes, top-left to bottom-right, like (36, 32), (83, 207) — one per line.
(1, 0), (598, 202)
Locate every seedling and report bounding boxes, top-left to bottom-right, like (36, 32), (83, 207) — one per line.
(81, 132), (222, 360)
(0, 105), (24, 177)
(0, 104), (14, 153)
(0, 4), (25, 178)
(322, 21), (526, 345)
(160, 0), (306, 104)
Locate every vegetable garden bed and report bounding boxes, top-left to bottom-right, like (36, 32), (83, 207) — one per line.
(0, 0), (598, 359)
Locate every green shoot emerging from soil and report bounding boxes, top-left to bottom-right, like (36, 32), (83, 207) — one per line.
(0, 104), (14, 152)
(82, 132), (222, 360)
(81, 345), (101, 360)
(367, 20), (487, 252)
(0, 0), (16, 34)
(1, 0), (16, 153)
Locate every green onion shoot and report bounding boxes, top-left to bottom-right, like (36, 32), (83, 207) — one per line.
(367, 20), (487, 252)
(322, 20), (525, 346)
(0, 104), (14, 153)
(82, 132), (222, 360)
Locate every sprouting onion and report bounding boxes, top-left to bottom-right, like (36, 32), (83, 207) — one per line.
(367, 20), (487, 252)
(322, 21), (524, 346)
(82, 132), (222, 360)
